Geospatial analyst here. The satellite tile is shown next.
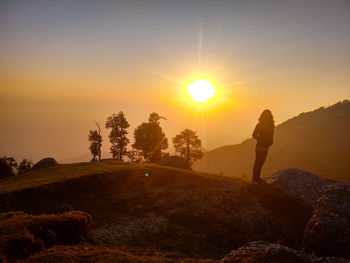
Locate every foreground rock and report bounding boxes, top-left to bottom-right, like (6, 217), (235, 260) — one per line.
(267, 168), (334, 207)
(222, 241), (350, 263)
(303, 183), (350, 259)
(33, 158), (57, 169)
(0, 211), (92, 262)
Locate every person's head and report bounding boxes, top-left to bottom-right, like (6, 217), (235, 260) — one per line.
(259, 109), (274, 128)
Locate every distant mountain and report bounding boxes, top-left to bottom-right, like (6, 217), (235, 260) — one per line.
(194, 100), (350, 183)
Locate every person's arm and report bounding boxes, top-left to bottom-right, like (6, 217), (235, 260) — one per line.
(252, 123), (260, 140)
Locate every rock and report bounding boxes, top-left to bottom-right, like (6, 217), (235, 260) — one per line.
(222, 241), (350, 263)
(303, 183), (350, 259)
(267, 168), (333, 207)
(158, 155), (190, 169)
(33, 158), (57, 169)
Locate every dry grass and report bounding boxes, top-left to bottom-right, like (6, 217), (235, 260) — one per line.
(0, 211), (92, 261)
(20, 245), (220, 263)
(0, 160), (311, 259)
(0, 160), (209, 195)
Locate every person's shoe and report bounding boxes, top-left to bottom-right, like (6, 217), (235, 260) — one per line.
(257, 178), (267, 184)
(252, 178), (260, 184)
(252, 178), (267, 184)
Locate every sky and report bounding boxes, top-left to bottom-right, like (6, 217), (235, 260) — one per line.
(0, 0), (349, 163)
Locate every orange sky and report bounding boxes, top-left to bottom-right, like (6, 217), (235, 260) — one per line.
(0, 0), (349, 162)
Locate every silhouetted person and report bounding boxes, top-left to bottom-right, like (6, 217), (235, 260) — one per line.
(252, 110), (275, 184)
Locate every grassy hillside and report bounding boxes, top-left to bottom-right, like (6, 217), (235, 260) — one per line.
(194, 100), (350, 183)
(0, 160), (310, 259)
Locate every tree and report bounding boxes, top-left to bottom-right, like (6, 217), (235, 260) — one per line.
(172, 129), (203, 167)
(105, 111), (130, 160)
(0, 157), (17, 178)
(18, 159), (33, 174)
(88, 122), (103, 161)
(132, 113), (168, 163)
(126, 147), (144, 163)
(148, 112), (166, 124)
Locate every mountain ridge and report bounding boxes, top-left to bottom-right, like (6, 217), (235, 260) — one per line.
(194, 100), (350, 183)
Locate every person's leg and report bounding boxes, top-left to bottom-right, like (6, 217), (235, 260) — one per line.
(253, 150), (268, 180)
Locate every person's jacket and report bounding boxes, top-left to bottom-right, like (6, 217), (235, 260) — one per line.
(252, 123), (274, 150)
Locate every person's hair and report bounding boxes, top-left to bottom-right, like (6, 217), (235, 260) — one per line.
(258, 109), (274, 128)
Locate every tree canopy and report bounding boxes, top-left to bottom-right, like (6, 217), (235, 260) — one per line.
(172, 129), (203, 167)
(17, 159), (33, 174)
(0, 157), (17, 178)
(88, 123), (103, 161)
(133, 113), (168, 163)
(105, 111), (130, 161)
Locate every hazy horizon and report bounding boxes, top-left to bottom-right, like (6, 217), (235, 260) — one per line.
(1, 0), (350, 163)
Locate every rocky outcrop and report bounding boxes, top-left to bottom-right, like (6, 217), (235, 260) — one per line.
(33, 158), (57, 169)
(159, 155), (190, 169)
(267, 168), (333, 207)
(303, 183), (350, 258)
(0, 211), (92, 261)
(222, 241), (350, 263)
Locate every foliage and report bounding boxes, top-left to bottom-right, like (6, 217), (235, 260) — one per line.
(173, 129), (203, 167)
(0, 157), (17, 178)
(133, 113), (168, 163)
(126, 147), (144, 163)
(105, 111), (130, 161)
(17, 159), (33, 174)
(88, 123), (102, 161)
(148, 112), (166, 124)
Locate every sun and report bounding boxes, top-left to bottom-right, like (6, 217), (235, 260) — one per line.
(187, 79), (216, 103)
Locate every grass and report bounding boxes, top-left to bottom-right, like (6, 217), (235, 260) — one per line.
(0, 160), (211, 195)
(20, 245), (220, 263)
(0, 160), (311, 260)
(0, 211), (92, 261)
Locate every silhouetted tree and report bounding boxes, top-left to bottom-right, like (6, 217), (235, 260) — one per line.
(148, 112), (166, 124)
(105, 111), (130, 160)
(172, 129), (203, 167)
(132, 113), (168, 163)
(88, 122), (103, 161)
(17, 159), (33, 174)
(0, 157), (17, 178)
(126, 147), (144, 163)
(95, 122), (102, 161)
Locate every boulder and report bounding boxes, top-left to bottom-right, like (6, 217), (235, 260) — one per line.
(303, 183), (350, 258)
(222, 241), (350, 263)
(267, 168), (333, 207)
(33, 158), (57, 169)
(158, 155), (190, 170)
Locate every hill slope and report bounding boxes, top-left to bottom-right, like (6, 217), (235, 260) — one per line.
(194, 100), (350, 183)
(0, 160), (310, 259)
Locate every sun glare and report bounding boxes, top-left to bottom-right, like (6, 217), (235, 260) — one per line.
(187, 79), (216, 103)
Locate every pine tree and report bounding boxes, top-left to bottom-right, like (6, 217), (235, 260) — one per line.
(105, 111), (130, 160)
(172, 129), (203, 167)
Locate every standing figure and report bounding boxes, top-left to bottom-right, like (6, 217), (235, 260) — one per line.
(252, 110), (275, 184)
